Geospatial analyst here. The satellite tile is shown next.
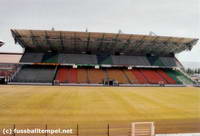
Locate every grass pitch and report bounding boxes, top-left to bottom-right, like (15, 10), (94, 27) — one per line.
(0, 85), (199, 133)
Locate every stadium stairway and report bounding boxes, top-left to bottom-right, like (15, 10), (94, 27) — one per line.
(103, 69), (109, 81)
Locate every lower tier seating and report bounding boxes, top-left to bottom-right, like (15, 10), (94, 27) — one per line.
(77, 69), (88, 83)
(12, 65), (56, 83)
(123, 70), (138, 84)
(107, 69), (129, 84)
(176, 72), (194, 84)
(55, 67), (78, 83)
(55, 67), (68, 83)
(11, 66), (194, 85)
(139, 69), (167, 84)
(132, 69), (149, 84)
(165, 69), (182, 84)
(165, 69), (194, 84)
(156, 69), (176, 84)
(70, 69), (78, 83)
(88, 69), (105, 84)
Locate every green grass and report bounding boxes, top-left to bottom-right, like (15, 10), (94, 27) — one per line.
(0, 86), (199, 125)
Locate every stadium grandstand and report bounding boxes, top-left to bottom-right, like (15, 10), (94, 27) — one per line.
(0, 29), (198, 86)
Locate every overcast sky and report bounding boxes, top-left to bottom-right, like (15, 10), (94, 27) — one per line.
(0, 0), (199, 62)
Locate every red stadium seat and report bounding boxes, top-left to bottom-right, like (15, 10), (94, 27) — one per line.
(139, 69), (167, 84)
(132, 69), (149, 84)
(69, 68), (77, 83)
(55, 67), (68, 83)
(55, 68), (77, 83)
(157, 69), (177, 84)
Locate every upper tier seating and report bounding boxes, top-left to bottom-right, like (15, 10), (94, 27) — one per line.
(147, 56), (165, 66)
(42, 53), (59, 63)
(12, 65), (56, 83)
(20, 52), (44, 63)
(58, 54), (97, 64)
(112, 56), (151, 66)
(97, 55), (112, 64)
(159, 57), (177, 67)
(19, 52), (182, 68)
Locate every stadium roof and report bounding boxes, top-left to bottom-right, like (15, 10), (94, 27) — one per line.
(11, 29), (199, 56)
